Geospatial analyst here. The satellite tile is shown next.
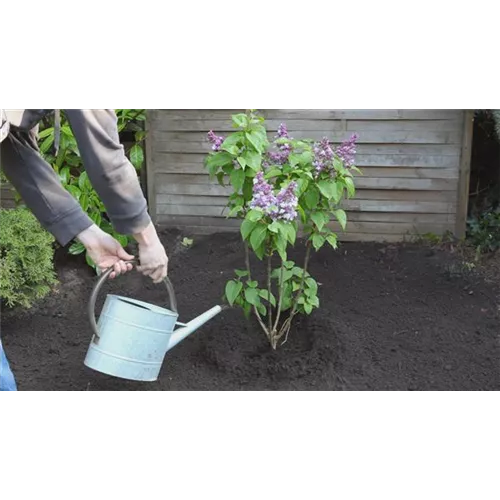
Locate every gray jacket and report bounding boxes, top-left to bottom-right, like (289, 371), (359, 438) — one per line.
(0, 109), (151, 246)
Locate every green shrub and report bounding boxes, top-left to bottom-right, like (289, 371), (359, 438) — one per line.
(467, 208), (500, 255)
(0, 207), (58, 308)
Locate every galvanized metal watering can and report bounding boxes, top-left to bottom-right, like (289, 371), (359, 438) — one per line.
(84, 265), (223, 382)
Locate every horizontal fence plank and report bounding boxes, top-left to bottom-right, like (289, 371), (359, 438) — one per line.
(151, 161), (461, 178)
(151, 110), (463, 121)
(150, 118), (461, 133)
(156, 217), (451, 241)
(152, 130), (463, 151)
(157, 199), (456, 216)
(155, 177), (458, 195)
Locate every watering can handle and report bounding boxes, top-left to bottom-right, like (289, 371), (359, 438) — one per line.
(88, 261), (177, 339)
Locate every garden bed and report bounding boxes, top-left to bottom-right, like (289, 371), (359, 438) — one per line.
(2, 229), (500, 390)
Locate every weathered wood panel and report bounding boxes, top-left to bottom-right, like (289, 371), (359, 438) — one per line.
(146, 109), (469, 241)
(0, 182), (17, 209)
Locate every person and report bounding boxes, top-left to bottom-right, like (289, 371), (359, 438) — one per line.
(0, 109), (169, 391)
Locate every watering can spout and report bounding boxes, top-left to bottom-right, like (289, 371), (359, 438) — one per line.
(169, 305), (223, 349)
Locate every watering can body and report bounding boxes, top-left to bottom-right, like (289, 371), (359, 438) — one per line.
(84, 267), (222, 382)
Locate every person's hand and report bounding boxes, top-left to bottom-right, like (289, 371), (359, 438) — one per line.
(133, 222), (168, 283)
(77, 224), (134, 279)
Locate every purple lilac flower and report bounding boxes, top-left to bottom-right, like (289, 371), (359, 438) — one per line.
(275, 181), (298, 221)
(250, 172), (277, 213)
(250, 172), (298, 222)
(313, 137), (334, 175)
(267, 124), (292, 165)
(268, 143), (291, 165)
(275, 123), (289, 139)
(207, 130), (224, 151)
(335, 133), (358, 168)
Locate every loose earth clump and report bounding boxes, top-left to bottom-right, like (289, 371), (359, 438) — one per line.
(2, 229), (500, 390)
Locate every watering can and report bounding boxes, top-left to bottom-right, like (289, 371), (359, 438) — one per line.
(84, 265), (223, 382)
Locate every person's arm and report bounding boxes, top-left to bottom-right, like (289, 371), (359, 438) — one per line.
(65, 110), (168, 282)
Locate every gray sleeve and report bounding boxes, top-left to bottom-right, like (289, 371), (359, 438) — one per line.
(0, 128), (93, 246)
(64, 109), (151, 236)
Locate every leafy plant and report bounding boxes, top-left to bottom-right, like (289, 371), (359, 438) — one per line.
(205, 110), (360, 349)
(0, 207), (58, 308)
(37, 110), (146, 269)
(181, 237), (194, 247)
(467, 208), (500, 255)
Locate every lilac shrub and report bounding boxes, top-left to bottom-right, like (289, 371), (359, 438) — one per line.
(205, 110), (360, 348)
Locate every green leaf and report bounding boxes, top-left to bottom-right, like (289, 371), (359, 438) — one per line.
(304, 187), (320, 210)
(242, 301), (252, 319)
(225, 280), (243, 306)
(350, 166), (362, 175)
(40, 135), (54, 154)
(230, 168), (245, 191)
(232, 114), (249, 129)
(206, 152), (233, 175)
(345, 176), (355, 197)
(246, 209), (264, 222)
(79, 193), (89, 212)
(256, 302), (267, 316)
(59, 167), (70, 185)
(250, 224), (267, 253)
(254, 244), (265, 260)
(78, 171), (89, 191)
(247, 280), (258, 288)
(246, 130), (268, 154)
(334, 209), (347, 230)
(235, 269), (249, 278)
(284, 261), (295, 269)
(66, 185), (81, 200)
(236, 157), (247, 170)
(268, 221), (280, 233)
(216, 172), (225, 187)
(275, 236), (287, 261)
(69, 241), (85, 255)
(259, 289), (277, 306)
(89, 211), (102, 227)
(317, 180), (336, 200)
(305, 277), (318, 294)
(241, 219), (257, 240)
(311, 212), (327, 231)
(288, 154), (301, 168)
(221, 133), (243, 152)
(297, 178), (310, 196)
(304, 303), (313, 315)
(241, 150), (262, 171)
(299, 150), (313, 165)
(228, 205), (243, 217)
(86, 252), (97, 269)
(280, 283), (293, 311)
(129, 144), (144, 169)
(223, 145), (240, 156)
(312, 233), (326, 251)
(335, 182), (344, 203)
(297, 205), (307, 224)
(279, 222), (296, 245)
(38, 127), (54, 139)
(244, 287), (260, 306)
(326, 234), (338, 249)
(264, 168), (282, 179)
(242, 178), (253, 201)
(308, 295), (320, 307)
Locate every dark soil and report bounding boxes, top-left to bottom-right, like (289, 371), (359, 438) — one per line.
(2, 229), (500, 390)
